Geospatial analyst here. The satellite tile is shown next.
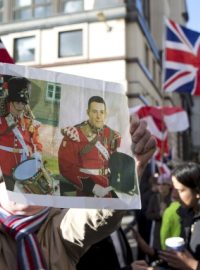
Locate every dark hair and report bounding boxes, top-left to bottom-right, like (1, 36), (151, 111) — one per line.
(88, 96), (106, 110)
(172, 162), (200, 192)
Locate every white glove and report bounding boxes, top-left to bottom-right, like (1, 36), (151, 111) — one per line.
(92, 184), (113, 197)
(32, 152), (42, 162)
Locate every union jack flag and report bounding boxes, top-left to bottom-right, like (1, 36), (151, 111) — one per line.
(163, 18), (200, 95)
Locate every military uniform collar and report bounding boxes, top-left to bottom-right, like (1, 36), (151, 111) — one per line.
(87, 121), (104, 134)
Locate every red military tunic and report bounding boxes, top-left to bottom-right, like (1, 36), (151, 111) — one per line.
(0, 113), (42, 176)
(58, 121), (121, 195)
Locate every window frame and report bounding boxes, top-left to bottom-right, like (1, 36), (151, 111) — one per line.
(45, 82), (61, 103)
(58, 29), (83, 58)
(54, 23), (88, 62)
(10, 30), (41, 65)
(59, 0), (84, 14)
(12, 0), (53, 21)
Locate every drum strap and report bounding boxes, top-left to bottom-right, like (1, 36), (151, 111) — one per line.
(0, 145), (23, 153)
(0, 206), (50, 270)
(5, 114), (29, 160)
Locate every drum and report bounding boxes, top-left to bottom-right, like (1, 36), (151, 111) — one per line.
(13, 158), (54, 194)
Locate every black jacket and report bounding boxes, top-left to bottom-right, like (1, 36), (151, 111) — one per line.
(76, 227), (133, 270)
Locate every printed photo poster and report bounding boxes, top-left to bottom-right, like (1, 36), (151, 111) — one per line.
(0, 63), (141, 209)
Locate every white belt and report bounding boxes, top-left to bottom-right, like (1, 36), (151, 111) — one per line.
(80, 168), (109, 176)
(0, 145), (24, 154)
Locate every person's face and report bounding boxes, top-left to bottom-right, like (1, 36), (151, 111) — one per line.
(87, 101), (107, 129)
(157, 183), (171, 196)
(172, 176), (199, 208)
(10, 101), (25, 116)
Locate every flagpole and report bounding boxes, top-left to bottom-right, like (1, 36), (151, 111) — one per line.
(159, 15), (168, 173)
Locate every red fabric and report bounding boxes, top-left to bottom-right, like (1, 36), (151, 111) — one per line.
(130, 105), (189, 161)
(0, 115), (42, 176)
(0, 39), (14, 64)
(58, 124), (121, 194)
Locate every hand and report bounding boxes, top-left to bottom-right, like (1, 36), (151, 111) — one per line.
(131, 228), (155, 257)
(130, 115), (156, 178)
(159, 249), (198, 270)
(131, 260), (153, 270)
(32, 151), (42, 162)
(92, 184), (113, 197)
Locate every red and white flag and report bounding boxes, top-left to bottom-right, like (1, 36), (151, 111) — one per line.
(130, 105), (189, 133)
(0, 39), (14, 64)
(155, 160), (171, 176)
(162, 106), (189, 132)
(129, 105), (189, 160)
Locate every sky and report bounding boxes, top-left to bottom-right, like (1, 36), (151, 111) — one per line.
(186, 0), (200, 32)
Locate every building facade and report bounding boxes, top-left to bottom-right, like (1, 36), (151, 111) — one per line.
(1, 0), (192, 162)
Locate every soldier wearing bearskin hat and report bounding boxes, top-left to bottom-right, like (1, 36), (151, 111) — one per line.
(0, 76), (42, 190)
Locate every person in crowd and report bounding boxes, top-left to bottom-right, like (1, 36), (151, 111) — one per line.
(58, 95), (134, 197)
(76, 226), (134, 270)
(129, 162), (200, 270)
(135, 171), (158, 259)
(0, 115), (156, 270)
(160, 187), (182, 249)
(146, 173), (172, 250)
(0, 76), (42, 191)
(159, 162), (200, 270)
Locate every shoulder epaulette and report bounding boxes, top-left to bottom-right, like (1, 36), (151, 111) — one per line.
(113, 130), (121, 140)
(61, 126), (80, 142)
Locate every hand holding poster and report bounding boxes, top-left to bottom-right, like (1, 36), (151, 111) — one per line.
(0, 63), (142, 209)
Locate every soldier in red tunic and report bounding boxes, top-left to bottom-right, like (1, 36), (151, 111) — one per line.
(0, 76), (42, 191)
(58, 96), (121, 197)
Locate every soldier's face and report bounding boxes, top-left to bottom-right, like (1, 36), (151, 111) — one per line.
(10, 101), (25, 116)
(87, 102), (107, 129)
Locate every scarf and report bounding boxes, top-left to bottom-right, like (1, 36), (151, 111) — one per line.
(0, 206), (50, 270)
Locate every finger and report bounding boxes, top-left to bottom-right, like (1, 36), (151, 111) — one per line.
(132, 129), (152, 154)
(134, 260), (148, 266)
(131, 120), (147, 144)
(130, 114), (140, 135)
(143, 135), (157, 153)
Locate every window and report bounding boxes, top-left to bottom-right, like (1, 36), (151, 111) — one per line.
(93, 0), (123, 9)
(60, 0), (83, 14)
(14, 36), (35, 62)
(142, 0), (150, 27)
(0, 0), (3, 22)
(46, 83), (61, 103)
(153, 59), (156, 82)
(13, 0), (53, 21)
(145, 44), (149, 70)
(58, 30), (83, 58)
